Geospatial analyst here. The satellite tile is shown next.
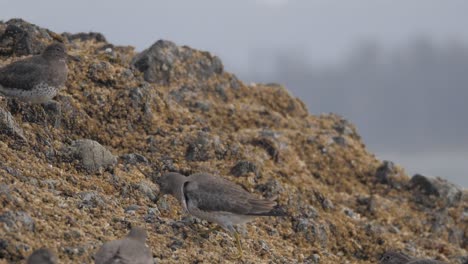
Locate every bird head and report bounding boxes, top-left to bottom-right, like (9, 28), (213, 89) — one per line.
(42, 43), (67, 60)
(157, 172), (187, 196)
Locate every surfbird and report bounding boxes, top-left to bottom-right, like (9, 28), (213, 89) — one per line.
(380, 251), (446, 264)
(26, 248), (57, 264)
(94, 227), (153, 264)
(0, 42), (75, 104)
(157, 172), (286, 257)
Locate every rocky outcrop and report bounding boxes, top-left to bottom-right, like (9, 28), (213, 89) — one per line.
(0, 20), (466, 264)
(0, 19), (58, 57)
(132, 40), (223, 85)
(410, 174), (462, 207)
(66, 139), (117, 174)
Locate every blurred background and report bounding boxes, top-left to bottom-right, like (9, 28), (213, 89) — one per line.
(1, 0), (466, 186)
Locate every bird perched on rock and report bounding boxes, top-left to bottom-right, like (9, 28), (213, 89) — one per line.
(380, 251), (446, 264)
(157, 172), (286, 257)
(26, 248), (57, 264)
(0, 42), (76, 104)
(94, 227), (153, 264)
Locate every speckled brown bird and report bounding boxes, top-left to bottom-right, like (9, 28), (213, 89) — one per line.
(157, 172), (286, 257)
(94, 227), (153, 264)
(380, 251), (446, 264)
(26, 248), (57, 264)
(0, 43), (74, 104)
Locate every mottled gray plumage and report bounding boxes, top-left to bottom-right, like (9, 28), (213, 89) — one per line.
(158, 172), (285, 233)
(380, 251), (446, 264)
(0, 43), (70, 103)
(94, 227), (153, 264)
(26, 248), (57, 264)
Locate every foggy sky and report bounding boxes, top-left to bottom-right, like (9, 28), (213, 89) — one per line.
(1, 0), (467, 186)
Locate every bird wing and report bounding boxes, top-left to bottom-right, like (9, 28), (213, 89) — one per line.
(0, 58), (46, 90)
(184, 173), (276, 215)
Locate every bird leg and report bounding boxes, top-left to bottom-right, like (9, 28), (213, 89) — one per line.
(233, 231), (244, 259)
(199, 225), (222, 237)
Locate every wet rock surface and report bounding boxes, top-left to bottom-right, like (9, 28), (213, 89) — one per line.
(0, 20), (466, 264)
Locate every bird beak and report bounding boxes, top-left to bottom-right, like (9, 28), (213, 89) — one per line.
(67, 54), (80, 62)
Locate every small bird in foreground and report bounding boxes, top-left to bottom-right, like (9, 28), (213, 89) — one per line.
(158, 172), (286, 257)
(94, 227), (153, 264)
(380, 251), (446, 264)
(26, 248), (57, 264)
(0, 42), (76, 104)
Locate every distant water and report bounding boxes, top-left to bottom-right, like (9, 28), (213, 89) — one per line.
(376, 151), (467, 188)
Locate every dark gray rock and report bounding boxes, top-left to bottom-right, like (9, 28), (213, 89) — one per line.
(87, 61), (116, 86)
(333, 118), (355, 137)
(26, 248), (58, 264)
(0, 239), (9, 259)
(77, 191), (105, 209)
(215, 84), (228, 101)
(190, 101), (211, 112)
(410, 174), (462, 207)
(299, 205), (319, 219)
(0, 18), (52, 57)
(314, 191), (334, 211)
(0, 107), (26, 141)
(63, 246), (85, 256)
(67, 139), (117, 173)
(120, 153), (149, 165)
(251, 137), (279, 162)
(448, 227), (464, 246)
(230, 160), (259, 177)
(293, 219), (328, 248)
(185, 131), (214, 161)
(168, 238), (184, 251)
(132, 39), (223, 85)
(2, 166), (22, 177)
(43, 101), (62, 128)
(375, 160), (407, 189)
(135, 181), (158, 202)
(255, 178), (283, 199)
(62, 32), (106, 43)
(0, 210), (35, 232)
(332, 136), (346, 146)
(456, 256), (467, 264)
(376, 161), (396, 185)
(124, 205), (140, 213)
(0, 184), (12, 202)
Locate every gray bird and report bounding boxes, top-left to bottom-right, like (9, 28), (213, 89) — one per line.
(26, 248), (57, 264)
(0, 42), (74, 104)
(158, 172), (286, 257)
(94, 227), (153, 264)
(380, 251), (446, 264)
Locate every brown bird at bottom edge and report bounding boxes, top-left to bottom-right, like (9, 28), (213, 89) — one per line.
(380, 251), (447, 264)
(157, 172), (287, 258)
(26, 248), (57, 264)
(94, 227), (153, 264)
